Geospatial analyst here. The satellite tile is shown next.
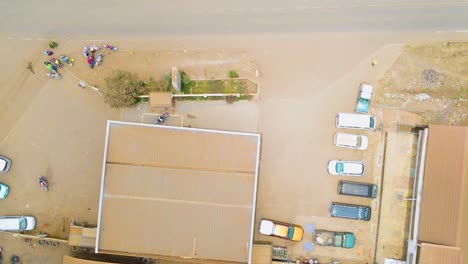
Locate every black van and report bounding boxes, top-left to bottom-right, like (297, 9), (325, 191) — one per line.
(337, 180), (377, 199)
(329, 202), (371, 221)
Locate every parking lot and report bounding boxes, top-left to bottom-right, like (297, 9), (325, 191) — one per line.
(0, 35), (404, 263)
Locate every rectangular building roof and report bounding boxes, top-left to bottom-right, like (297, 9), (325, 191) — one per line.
(96, 121), (261, 263)
(419, 125), (468, 247)
(418, 243), (461, 264)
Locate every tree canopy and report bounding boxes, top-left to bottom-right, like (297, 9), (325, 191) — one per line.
(103, 70), (147, 108)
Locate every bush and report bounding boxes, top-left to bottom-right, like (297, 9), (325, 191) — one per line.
(49, 41), (58, 49)
(162, 73), (172, 90)
(179, 71), (192, 93)
(103, 70), (147, 108)
(228, 70), (239, 78)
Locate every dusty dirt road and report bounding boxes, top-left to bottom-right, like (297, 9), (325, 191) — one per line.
(1, 1), (468, 35)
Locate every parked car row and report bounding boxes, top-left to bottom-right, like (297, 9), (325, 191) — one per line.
(0, 154), (37, 231)
(257, 83), (377, 248)
(258, 218), (357, 248)
(328, 82), (377, 222)
(329, 112), (376, 177)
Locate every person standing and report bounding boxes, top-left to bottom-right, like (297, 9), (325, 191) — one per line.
(87, 56), (95, 69)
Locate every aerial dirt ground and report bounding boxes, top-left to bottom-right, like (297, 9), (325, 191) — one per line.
(374, 42), (468, 125)
(0, 32), (468, 264)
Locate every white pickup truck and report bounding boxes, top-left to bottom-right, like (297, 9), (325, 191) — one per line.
(355, 83), (373, 113)
(334, 133), (368, 150)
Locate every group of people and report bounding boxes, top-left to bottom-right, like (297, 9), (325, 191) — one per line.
(83, 44), (117, 69)
(83, 45), (104, 69)
(42, 43), (118, 80)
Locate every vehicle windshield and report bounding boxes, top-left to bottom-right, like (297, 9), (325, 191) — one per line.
(362, 208), (370, 219)
(19, 218), (27, 230)
(356, 137), (362, 147)
(369, 117), (375, 128)
(335, 162), (344, 173)
(287, 226), (294, 239)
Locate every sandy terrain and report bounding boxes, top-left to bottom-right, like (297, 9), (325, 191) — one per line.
(1, 32), (468, 264)
(375, 42), (468, 125)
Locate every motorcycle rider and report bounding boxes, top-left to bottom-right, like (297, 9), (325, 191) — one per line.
(44, 61), (57, 72)
(60, 55), (72, 66)
(39, 176), (48, 190)
(155, 112), (169, 124)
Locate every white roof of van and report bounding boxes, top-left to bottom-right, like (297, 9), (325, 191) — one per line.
(0, 218), (20, 230)
(337, 113), (373, 125)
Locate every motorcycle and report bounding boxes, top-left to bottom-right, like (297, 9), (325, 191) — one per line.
(39, 176), (49, 191)
(43, 50), (53, 56)
(103, 44), (118, 51)
(50, 58), (63, 68)
(60, 55), (73, 66)
(44, 61), (57, 72)
(154, 112), (169, 124)
(46, 71), (62, 80)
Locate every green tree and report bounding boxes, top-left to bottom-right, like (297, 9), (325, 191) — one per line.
(103, 70), (147, 108)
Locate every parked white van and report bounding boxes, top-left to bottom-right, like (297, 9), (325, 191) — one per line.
(336, 113), (376, 130)
(0, 216), (36, 231)
(334, 133), (368, 150)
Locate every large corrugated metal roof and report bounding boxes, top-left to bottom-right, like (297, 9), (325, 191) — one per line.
(96, 121), (261, 263)
(419, 125), (468, 246)
(418, 125), (468, 264)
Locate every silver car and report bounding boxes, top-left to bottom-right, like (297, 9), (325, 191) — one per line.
(0, 216), (36, 231)
(0, 155), (12, 173)
(327, 160), (364, 176)
(334, 133), (368, 150)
